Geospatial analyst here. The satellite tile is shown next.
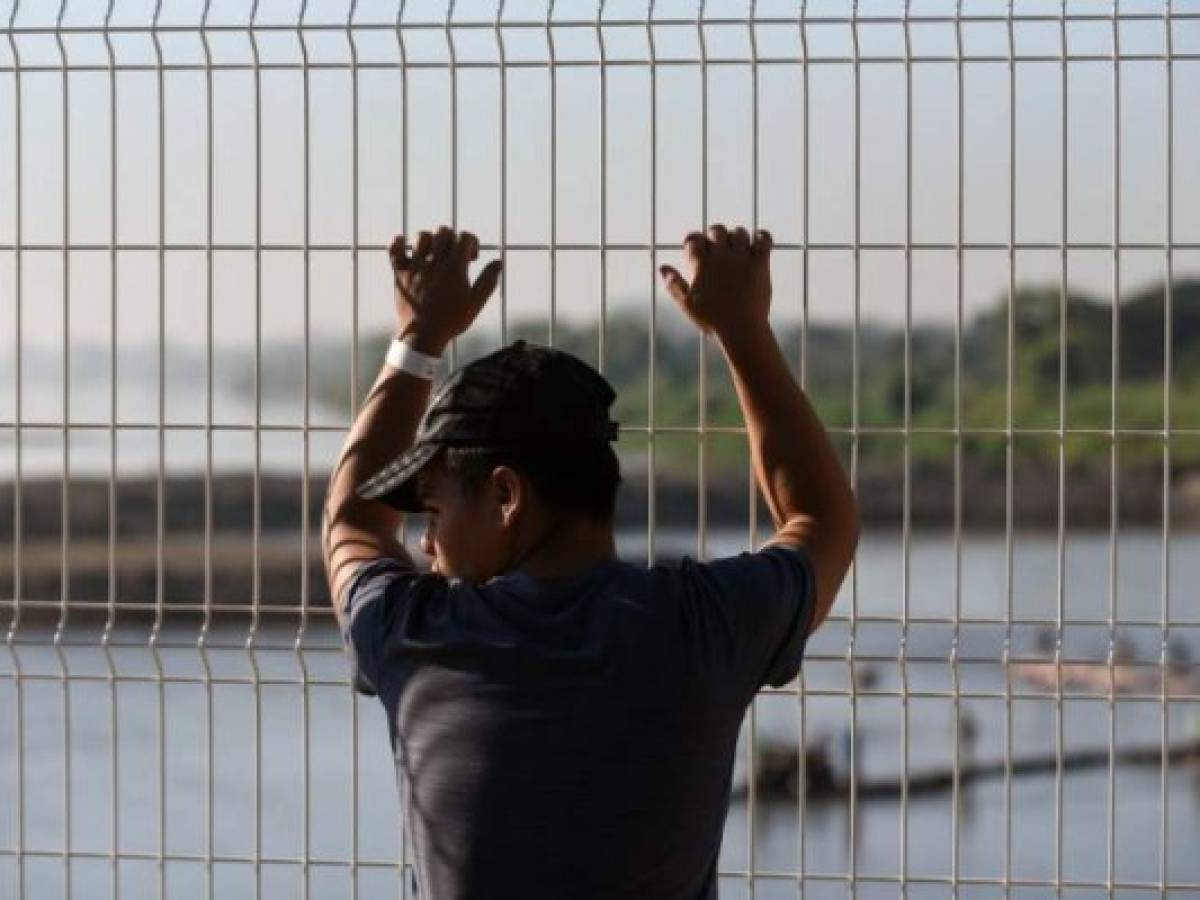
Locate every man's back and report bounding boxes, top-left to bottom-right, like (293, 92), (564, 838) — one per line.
(343, 545), (815, 900)
(324, 222), (857, 899)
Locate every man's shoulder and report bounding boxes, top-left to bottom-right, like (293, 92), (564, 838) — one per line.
(655, 543), (812, 585)
(340, 556), (451, 624)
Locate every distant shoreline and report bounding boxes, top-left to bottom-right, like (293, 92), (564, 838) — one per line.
(2, 464), (1197, 540)
(1, 468), (1196, 610)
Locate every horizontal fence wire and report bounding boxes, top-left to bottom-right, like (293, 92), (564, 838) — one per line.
(3, 1), (1200, 898)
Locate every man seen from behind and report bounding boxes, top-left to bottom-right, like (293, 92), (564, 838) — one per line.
(322, 223), (860, 899)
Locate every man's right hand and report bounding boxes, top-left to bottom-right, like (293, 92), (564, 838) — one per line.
(658, 223), (773, 339)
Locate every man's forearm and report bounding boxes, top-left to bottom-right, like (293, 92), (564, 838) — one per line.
(327, 362), (433, 527)
(323, 351), (440, 605)
(329, 331), (450, 521)
(717, 323), (858, 610)
(717, 325), (852, 527)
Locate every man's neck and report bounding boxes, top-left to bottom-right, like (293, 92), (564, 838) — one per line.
(510, 516), (617, 580)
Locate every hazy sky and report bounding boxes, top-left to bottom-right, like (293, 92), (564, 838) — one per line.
(2, 0), (1199, 358)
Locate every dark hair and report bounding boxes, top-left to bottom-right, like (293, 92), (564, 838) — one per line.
(440, 443), (621, 522)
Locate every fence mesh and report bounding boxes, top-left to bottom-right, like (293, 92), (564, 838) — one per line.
(3, 1), (1200, 898)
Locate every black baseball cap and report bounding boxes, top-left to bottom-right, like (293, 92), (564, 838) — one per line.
(356, 340), (620, 512)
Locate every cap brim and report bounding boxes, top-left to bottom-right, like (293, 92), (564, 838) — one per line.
(355, 441), (441, 512)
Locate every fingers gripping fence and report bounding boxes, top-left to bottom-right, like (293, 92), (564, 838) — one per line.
(2, 1), (1200, 898)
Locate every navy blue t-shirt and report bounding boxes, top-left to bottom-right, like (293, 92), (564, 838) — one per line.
(340, 545), (816, 900)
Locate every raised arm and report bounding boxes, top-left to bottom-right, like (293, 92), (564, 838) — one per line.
(322, 227), (502, 631)
(658, 224), (859, 633)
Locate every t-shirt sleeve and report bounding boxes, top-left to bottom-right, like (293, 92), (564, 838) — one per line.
(338, 557), (421, 696)
(688, 543), (818, 692)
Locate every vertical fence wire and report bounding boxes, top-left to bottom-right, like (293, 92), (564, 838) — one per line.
(393, 3), (410, 892)
(198, 1), (218, 898)
(51, 0), (71, 894)
(298, 5), (315, 900)
(445, 1), (460, 371)
(1108, 9), (1122, 896)
(899, 2), (913, 892)
(345, 3), (361, 898)
(102, 2), (121, 897)
(247, 4), (265, 898)
(497, 0), (508, 349)
(1056, 6), (1069, 896)
(1003, 4), (1017, 895)
(795, 3), (810, 889)
(597, 0), (608, 376)
(848, 1), (862, 894)
(4, 2), (23, 894)
(546, 1), (557, 349)
(643, 0), (656, 571)
(143, 2), (169, 896)
(696, 2), (709, 572)
(1160, 1), (1174, 892)
(950, 1), (966, 890)
(745, 4), (760, 893)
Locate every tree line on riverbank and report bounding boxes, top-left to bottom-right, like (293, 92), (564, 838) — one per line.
(298, 277), (1200, 478)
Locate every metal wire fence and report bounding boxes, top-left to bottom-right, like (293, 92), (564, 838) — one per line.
(3, 0), (1200, 897)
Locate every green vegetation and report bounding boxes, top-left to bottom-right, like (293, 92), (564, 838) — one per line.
(294, 279), (1200, 478)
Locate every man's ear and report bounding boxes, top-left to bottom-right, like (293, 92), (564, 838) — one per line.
(491, 465), (524, 528)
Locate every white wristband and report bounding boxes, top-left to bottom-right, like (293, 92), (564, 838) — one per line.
(385, 338), (442, 380)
